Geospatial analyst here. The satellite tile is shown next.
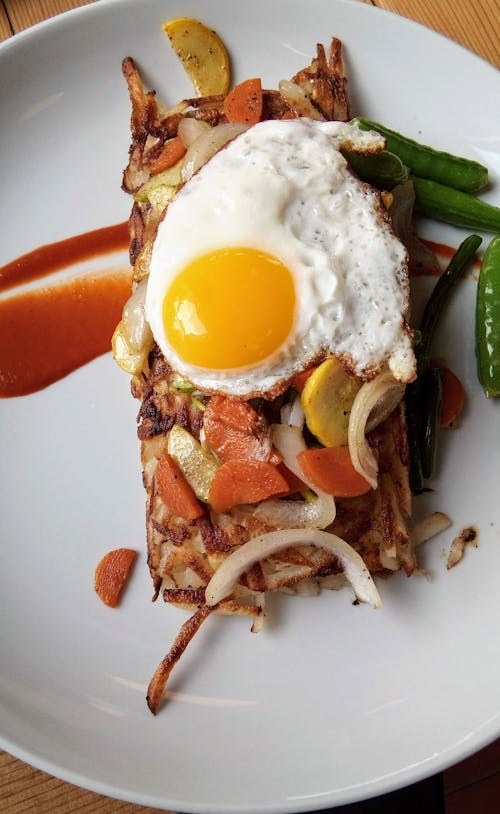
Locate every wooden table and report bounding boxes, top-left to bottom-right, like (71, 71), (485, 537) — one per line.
(0, 1), (499, 812)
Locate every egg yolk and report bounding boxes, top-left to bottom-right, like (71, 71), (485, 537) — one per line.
(163, 247), (295, 369)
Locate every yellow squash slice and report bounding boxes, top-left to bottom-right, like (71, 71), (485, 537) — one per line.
(162, 17), (231, 97)
(301, 357), (362, 447)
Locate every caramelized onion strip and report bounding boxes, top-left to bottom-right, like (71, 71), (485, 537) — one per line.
(205, 529), (382, 608)
(348, 370), (405, 489)
(182, 122), (250, 181)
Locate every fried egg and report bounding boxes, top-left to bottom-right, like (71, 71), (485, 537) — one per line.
(145, 118), (415, 397)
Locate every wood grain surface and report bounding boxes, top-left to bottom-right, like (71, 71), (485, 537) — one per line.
(372, 0), (499, 67)
(0, 0), (499, 812)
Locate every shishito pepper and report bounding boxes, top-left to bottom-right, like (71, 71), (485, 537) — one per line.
(476, 235), (500, 398)
(342, 149), (409, 189)
(412, 177), (500, 233)
(407, 234), (482, 491)
(352, 116), (488, 193)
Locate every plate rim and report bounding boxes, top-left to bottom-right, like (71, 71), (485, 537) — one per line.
(1, 0), (499, 811)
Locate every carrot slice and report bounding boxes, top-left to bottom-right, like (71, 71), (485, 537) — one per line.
(94, 548), (138, 608)
(277, 462), (307, 494)
(155, 453), (204, 520)
(209, 460), (289, 514)
(297, 446), (371, 498)
(204, 395), (272, 463)
(224, 78), (263, 125)
(439, 366), (465, 428)
(150, 136), (187, 175)
(291, 365), (317, 393)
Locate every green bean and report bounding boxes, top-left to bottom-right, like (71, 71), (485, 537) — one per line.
(406, 383), (425, 493)
(412, 177), (500, 233)
(476, 235), (500, 397)
(420, 367), (443, 481)
(406, 235), (482, 491)
(341, 149), (409, 189)
(352, 117), (488, 193)
(418, 234), (483, 374)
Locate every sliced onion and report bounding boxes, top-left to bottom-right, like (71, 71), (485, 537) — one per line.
(177, 117), (211, 147)
(253, 425), (335, 529)
(348, 370), (403, 490)
(390, 181), (440, 275)
(365, 383), (405, 433)
(182, 122), (250, 182)
(253, 491), (335, 529)
(280, 392), (305, 429)
(280, 403), (292, 425)
(278, 80), (325, 120)
(122, 279), (153, 354)
(288, 393), (305, 428)
(411, 512), (452, 547)
(271, 424), (311, 484)
(205, 529), (382, 608)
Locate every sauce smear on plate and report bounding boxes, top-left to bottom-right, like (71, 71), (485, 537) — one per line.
(0, 270), (132, 398)
(0, 221), (131, 397)
(0, 221), (129, 293)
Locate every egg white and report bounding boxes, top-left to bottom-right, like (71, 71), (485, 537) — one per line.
(146, 118), (415, 397)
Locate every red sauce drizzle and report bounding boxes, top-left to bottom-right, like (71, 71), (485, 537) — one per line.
(0, 221), (132, 398)
(0, 271), (132, 398)
(0, 228), (480, 399)
(421, 239), (482, 275)
(0, 221), (129, 294)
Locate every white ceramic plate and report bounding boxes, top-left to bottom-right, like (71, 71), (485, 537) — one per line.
(1, 1), (499, 811)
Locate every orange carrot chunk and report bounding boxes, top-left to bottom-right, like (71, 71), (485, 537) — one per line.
(209, 460), (289, 514)
(224, 78), (263, 125)
(150, 136), (187, 175)
(204, 394), (272, 463)
(277, 462), (307, 494)
(94, 548), (138, 608)
(291, 365), (317, 393)
(297, 446), (371, 498)
(155, 453), (204, 520)
(439, 366), (465, 428)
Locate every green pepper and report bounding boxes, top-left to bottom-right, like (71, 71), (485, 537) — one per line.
(420, 367), (443, 481)
(341, 149), (409, 189)
(406, 235), (482, 491)
(406, 382), (425, 493)
(352, 117), (488, 193)
(476, 235), (500, 397)
(412, 177), (500, 233)
(418, 234), (483, 374)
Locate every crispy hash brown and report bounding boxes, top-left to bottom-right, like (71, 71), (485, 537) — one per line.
(120, 38), (417, 714)
(122, 39), (350, 266)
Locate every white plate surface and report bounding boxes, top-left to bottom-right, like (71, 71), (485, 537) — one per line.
(1, 0), (499, 811)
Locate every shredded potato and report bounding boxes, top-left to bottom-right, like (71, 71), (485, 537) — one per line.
(116, 31), (451, 715)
